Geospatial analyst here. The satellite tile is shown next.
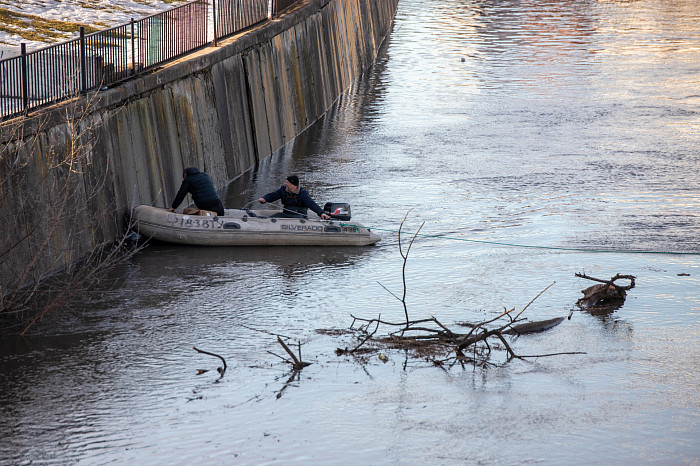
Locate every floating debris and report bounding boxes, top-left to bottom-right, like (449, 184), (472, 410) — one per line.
(575, 273), (635, 312)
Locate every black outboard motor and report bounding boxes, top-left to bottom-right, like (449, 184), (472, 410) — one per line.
(323, 202), (351, 220)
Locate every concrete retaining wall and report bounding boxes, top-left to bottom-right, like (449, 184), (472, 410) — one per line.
(0, 0), (398, 291)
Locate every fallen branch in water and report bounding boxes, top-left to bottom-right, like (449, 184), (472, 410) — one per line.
(502, 316), (566, 335)
(337, 313), (381, 355)
(340, 281), (573, 367)
(575, 273), (636, 310)
(193, 346), (227, 377)
(268, 337), (312, 399)
(335, 212), (581, 368)
(276, 336), (311, 371)
(575, 273), (635, 290)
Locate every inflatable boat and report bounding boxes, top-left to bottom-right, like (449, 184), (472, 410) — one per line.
(132, 204), (381, 246)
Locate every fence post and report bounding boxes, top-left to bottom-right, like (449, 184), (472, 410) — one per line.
(20, 43), (28, 111)
(80, 26), (87, 93)
(213, 0), (218, 46)
(131, 19), (136, 76)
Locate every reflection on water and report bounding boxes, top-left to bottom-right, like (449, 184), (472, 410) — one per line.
(2, 0), (700, 463)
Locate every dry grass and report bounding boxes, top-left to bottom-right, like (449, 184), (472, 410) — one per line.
(0, 1), (184, 46)
(0, 7), (102, 43)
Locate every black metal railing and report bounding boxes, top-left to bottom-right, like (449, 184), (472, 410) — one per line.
(84, 22), (133, 85)
(0, 47), (29, 117)
(0, 0), (303, 121)
(0, 37), (84, 116)
(215, 0), (269, 42)
(136, 0), (209, 72)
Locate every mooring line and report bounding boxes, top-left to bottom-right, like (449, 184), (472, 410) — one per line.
(341, 223), (700, 256)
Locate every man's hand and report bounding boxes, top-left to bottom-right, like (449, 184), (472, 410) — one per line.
(258, 198), (266, 204)
(321, 213), (330, 220)
(167, 208), (175, 212)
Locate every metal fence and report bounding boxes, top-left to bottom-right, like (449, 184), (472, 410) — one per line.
(0, 0), (302, 121)
(1, 36), (87, 117)
(85, 23), (133, 87)
(137, 0), (209, 72)
(215, 0), (269, 43)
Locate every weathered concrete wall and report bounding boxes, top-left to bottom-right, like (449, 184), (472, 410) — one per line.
(0, 0), (399, 290)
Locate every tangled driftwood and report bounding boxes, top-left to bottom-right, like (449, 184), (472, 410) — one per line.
(575, 273), (635, 310)
(335, 213), (582, 368)
(335, 289), (579, 368)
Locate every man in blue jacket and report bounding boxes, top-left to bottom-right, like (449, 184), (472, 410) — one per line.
(168, 167), (225, 216)
(258, 175), (330, 219)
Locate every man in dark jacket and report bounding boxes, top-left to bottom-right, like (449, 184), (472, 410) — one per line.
(258, 175), (330, 219)
(168, 167), (225, 216)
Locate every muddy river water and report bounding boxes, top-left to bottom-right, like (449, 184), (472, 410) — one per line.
(2, 0), (700, 463)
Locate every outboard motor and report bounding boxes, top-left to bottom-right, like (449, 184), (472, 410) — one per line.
(323, 202), (351, 220)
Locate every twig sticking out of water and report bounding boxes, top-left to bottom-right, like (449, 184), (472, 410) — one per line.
(575, 273), (635, 290)
(193, 346), (227, 377)
(397, 211), (424, 327)
(267, 340), (310, 400)
(276, 336), (311, 371)
(336, 314), (383, 355)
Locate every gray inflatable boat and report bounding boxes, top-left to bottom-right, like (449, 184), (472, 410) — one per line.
(132, 205), (381, 246)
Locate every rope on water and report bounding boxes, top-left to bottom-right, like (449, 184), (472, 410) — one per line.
(341, 224), (700, 256)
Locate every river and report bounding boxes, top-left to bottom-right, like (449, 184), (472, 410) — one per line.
(1, 0), (699, 464)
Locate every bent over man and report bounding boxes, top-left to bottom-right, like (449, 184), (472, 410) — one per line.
(169, 167), (225, 216)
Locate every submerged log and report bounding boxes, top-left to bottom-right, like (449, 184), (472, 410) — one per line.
(502, 316), (565, 335)
(577, 283), (625, 308)
(575, 273), (635, 309)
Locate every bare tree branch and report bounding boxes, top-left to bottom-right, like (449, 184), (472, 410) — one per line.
(193, 346), (227, 377)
